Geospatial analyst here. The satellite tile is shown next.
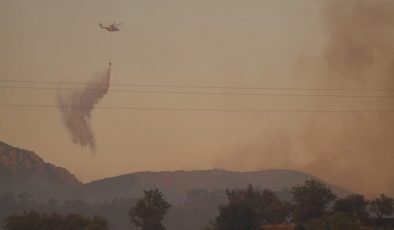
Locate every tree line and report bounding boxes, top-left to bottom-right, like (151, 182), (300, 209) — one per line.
(2, 179), (394, 230)
(211, 179), (394, 230)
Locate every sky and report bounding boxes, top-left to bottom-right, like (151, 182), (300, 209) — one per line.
(1, 0), (394, 196)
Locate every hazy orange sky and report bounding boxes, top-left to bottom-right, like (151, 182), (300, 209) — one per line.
(1, 0), (394, 196)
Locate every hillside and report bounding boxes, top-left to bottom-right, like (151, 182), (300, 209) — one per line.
(81, 169), (348, 204)
(0, 141), (348, 204)
(80, 169), (348, 229)
(0, 141), (81, 201)
(0, 141), (350, 230)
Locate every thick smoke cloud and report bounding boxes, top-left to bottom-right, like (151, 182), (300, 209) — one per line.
(323, 0), (394, 85)
(216, 0), (394, 196)
(57, 66), (111, 152)
(307, 0), (394, 195)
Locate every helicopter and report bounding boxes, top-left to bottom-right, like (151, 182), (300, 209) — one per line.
(99, 22), (123, 32)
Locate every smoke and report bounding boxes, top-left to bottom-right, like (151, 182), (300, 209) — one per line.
(57, 66), (111, 152)
(322, 0), (394, 85)
(307, 0), (394, 195)
(216, 0), (394, 196)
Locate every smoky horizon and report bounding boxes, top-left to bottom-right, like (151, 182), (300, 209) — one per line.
(1, 0), (394, 197)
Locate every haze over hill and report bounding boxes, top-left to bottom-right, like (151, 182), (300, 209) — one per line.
(1, 0), (394, 197)
(0, 141), (350, 229)
(81, 169), (349, 204)
(0, 141), (348, 203)
(1, 1), (394, 229)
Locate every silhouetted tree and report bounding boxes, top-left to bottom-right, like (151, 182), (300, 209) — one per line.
(3, 212), (42, 230)
(85, 216), (109, 230)
(369, 194), (394, 230)
(129, 189), (172, 230)
(303, 212), (360, 230)
(216, 199), (260, 230)
(259, 189), (290, 225)
(214, 184), (289, 230)
(290, 179), (336, 228)
(3, 212), (108, 230)
(334, 194), (368, 224)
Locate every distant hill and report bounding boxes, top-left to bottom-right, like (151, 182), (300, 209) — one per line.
(0, 141), (348, 204)
(80, 169), (348, 230)
(0, 141), (81, 201)
(0, 141), (350, 230)
(81, 169), (349, 204)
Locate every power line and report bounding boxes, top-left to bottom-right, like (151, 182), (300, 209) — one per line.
(1, 103), (394, 113)
(1, 79), (393, 92)
(1, 85), (394, 98)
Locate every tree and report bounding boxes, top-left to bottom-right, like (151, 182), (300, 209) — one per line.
(3, 212), (108, 230)
(214, 184), (289, 230)
(3, 212), (42, 230)
(334, 194), (368, 223)
(369, 194), (394, 230)
(84, 216), (109, 230)
(303, 212), (360, 230)
(215, 200), (260, 230)
(290, 179), (336, 227)
(259, 189), (290, 225)
(129, 189), (172, 230)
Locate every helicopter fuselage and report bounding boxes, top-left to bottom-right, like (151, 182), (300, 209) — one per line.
(104, 26), (119, 32)
(99, 23), (120, 32)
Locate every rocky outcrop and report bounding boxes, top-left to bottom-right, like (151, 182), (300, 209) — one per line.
(0, 141), (81, 201)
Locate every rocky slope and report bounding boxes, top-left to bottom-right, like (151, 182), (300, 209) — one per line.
(0, 141), (81, 201)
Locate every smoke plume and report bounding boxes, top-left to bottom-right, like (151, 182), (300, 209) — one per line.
(57, 66), (111, 152)
(308, 0), (394, 195)
(216, 0), (394, 196)
(323, 0), (394, 85)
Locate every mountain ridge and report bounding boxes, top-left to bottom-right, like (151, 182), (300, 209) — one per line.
(0, 141), (349, 204)
(81, 168), (349, 204)
(0, 141), (80, 185)
(0, 141), (81, 201)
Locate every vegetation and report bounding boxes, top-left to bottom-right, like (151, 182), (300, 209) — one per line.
(214, 184), (289, 230)
(129, 189), (172, 230)
(290, 179), (337, 226)
(0, 194), (135, 230)
(3, 212), (108, 230)
(302, 212), (360, 230)
(369, 194), (394, 230)
(212, 179), (394, 230)
(1, 181), (394, 230)
(334, 194), (368, 224)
